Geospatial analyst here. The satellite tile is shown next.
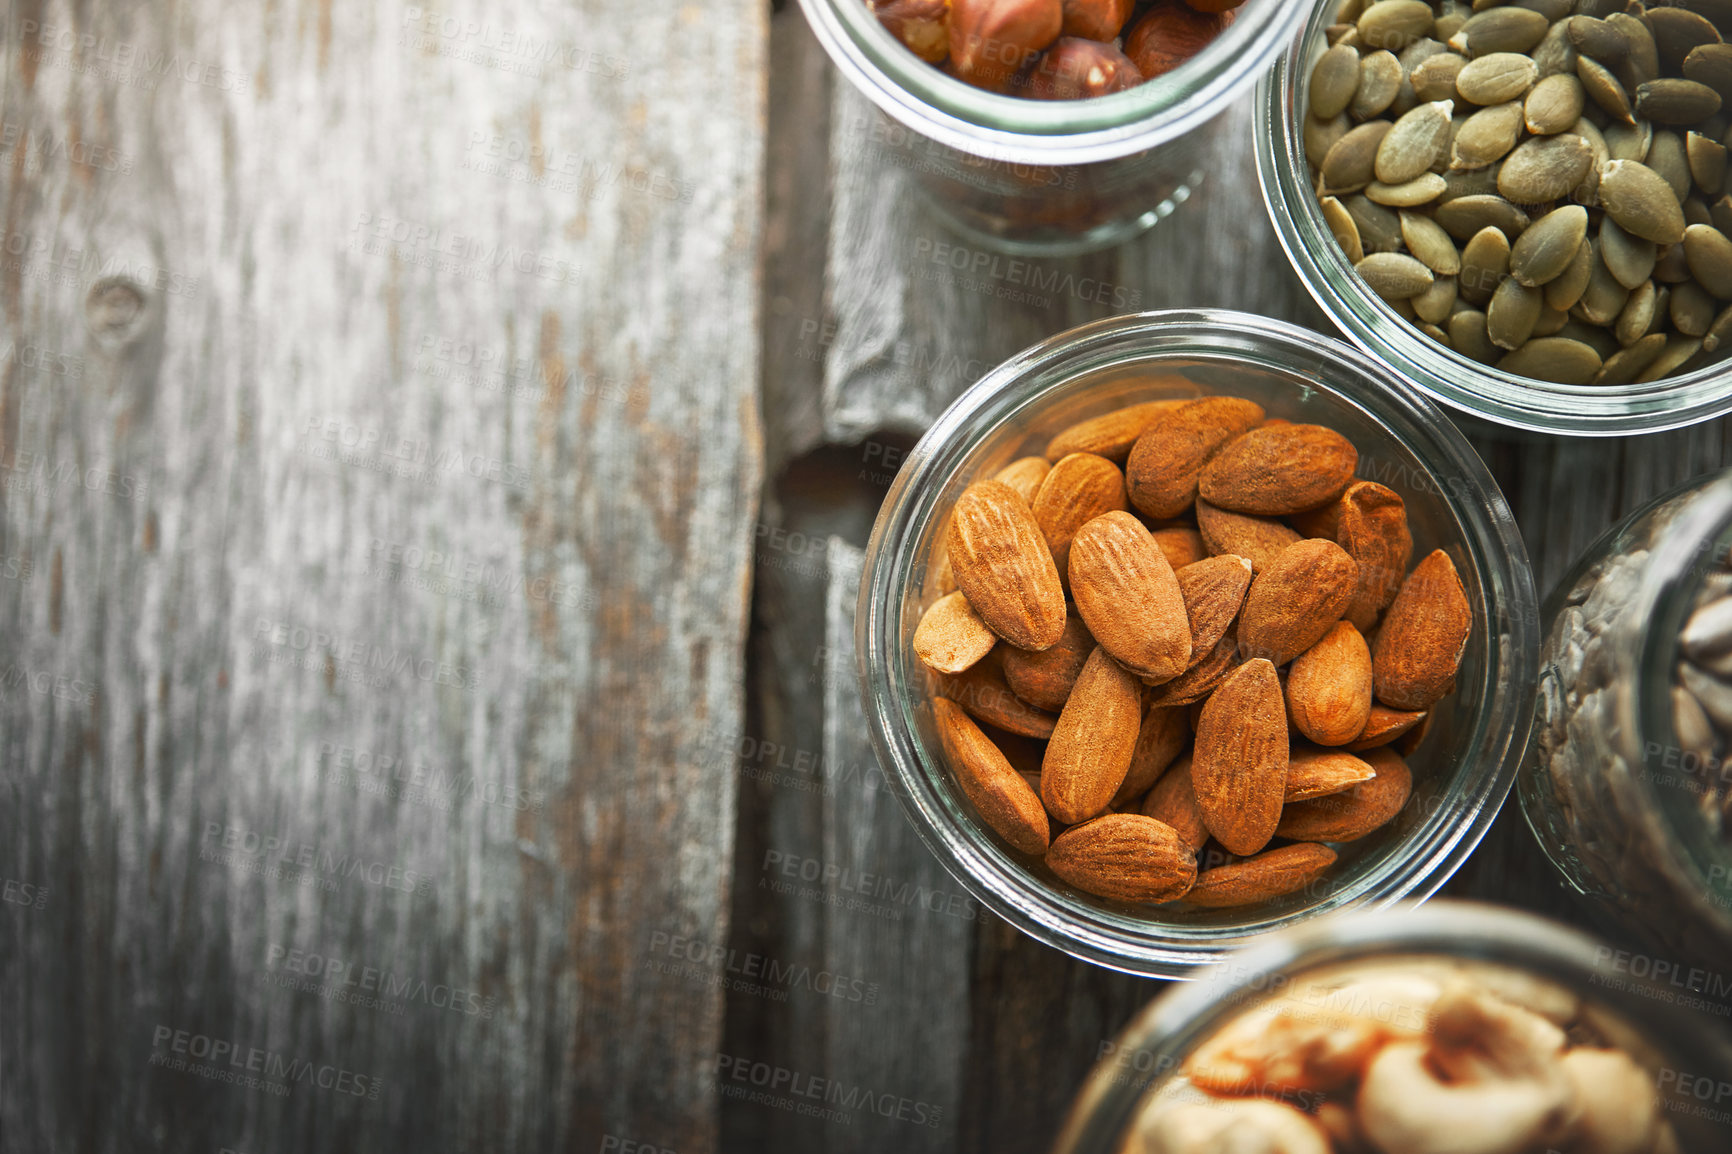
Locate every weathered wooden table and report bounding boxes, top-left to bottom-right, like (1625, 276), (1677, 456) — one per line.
(6, 3), (1732, 1152)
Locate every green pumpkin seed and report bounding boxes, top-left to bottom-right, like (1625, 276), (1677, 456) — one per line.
(1437, 193), (1531, 240)
(1311, 44), (1364, 120)
(1636, 80), (1725, 126)
(1556, 320), (1622, 359)
(1705, 302), (1732, 352)
(1305, 112), (1352, 169)
(1672, 280), (1719, 335)
(1649, 131), (1695, 203)
(1595, 332), (1670, 384)
(1686, 43), (1732, 104)
(1367, 173), (1450, 205)
(1600, 218), (1659, 289)
(1687, 196), (1715, 228)
(1346, 194), (1405, 253)
(1377, 100), (1456, 183)
(1352, 51), (1405, 120)
(1572, 116), (1609, 204)
(1615, 280), (1659, 346)
(1516, 0), (1574, 24)
(1684, 221), (1732, 296)
(1608, 13), (1659, 88)
(1532, 17), (1579, 78)
(1603, 119), (1653, 164)
(1413, 274), (1461, 322)
(1402, 209), (1465, 273)
(1576, 249), (1633, 324)
(1452, 101), (1524, 168)
(1599, 159), (1689, 243)
(1323, 121), (1395, 193)
(1450, 7), (1550, 56)
(1656, 241), (1695, 283)
(1689, 131), (1729, 192)
(1497, 337), (1604, 382)
(1488, 277), (1545, 348)
(1435, 1), (1470, 44)
(1635, 336), (1706, 382)
(1534, 303), (1570, 336)
(1413, 53), (1470, 102)
(1438, 164), (1504, 203)
(1321, 196), (1365, 263)
(1498, 133), (1594, 203)
(1457, 52), (1540, 104)
(1358, 252), (1437, 299)
(1546, 238), (1597, 309)
(1649, 8), (1723, 75)
(1713, 194), (1732, 237)
(1460, 225), (1513, 304)
(1358, 0), (1437, 53)
(1449, 308), (1502, 362)
(1525, 73), (1585, 134)
(1511, 204), (1590, 285)
(1418, 321), (1452, 345)
(1567, 16), (1628, 64)
(1577, 56), (1635, 123)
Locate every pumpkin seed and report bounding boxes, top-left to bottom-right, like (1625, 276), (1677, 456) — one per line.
(1377, 100), (1456, 183)
(1656, 240), (1696, 283)
(1684, 221), (1732, 296)
(1460, 224), (1513, 304)
(1497, 336), (1604, 381)
(1556, 320), (1622, 359)
(1649, 131), (1695, 203)
(1635, 336), (1706, 382)
(1358, 0), (1437, 53)
(1310, 44), (1363, 120)
(1532, 17), (1579, 77)
(1603, 119), (1653, 163)
(1672, 279), (1719, 335)
(1413, 52), (1470, 102)
(1449, 308), (1502, 362)
(1572, 116), (1609, 204)
(1608, 12), (1660, 89)
(1515, 0), (1574, 24)
(1438, 164), (1504, 202)
(1595, 332), (1670, 384)
(1488, 277), (1545, 347)
(1418, 320), (1452, 345)
(1706, 302), (1732, 352)
(1367, 174), (1450, 205)
(1600, 218), (1659, 289)
(1346, 193), (1406, 253)
(1689, 131), (1729, 192)
(1323, 121), (1395, 192)
(1452, 101), (1525, 167)
(1511, 204), (1590, 285)
(1457, 52), (1540, 104)
(1437, 193), (1531, 239)
(1714, 194), (1732, 236)
(1402, 209), (1465, 272)
(1546, 238), (1597, 309)
(1576, 248), (1633, 324)
(1352, 51), (1406, 120)
(1599, 159), (1689, 243)
(1357, 252), (1437, 299)
(1577, 56), (1636, 123)
(1686, 43), (1732, 104)
(1636, 80), (1725, 126)
(1450, 7), (1551, 56)
(1321, 196), (1365, 263)
(1305, 112), (1352, 169)
(1328, 24), (1360, 49)
(1498, 133), (1594, 202)
(1615, 279), (1659, 346)
(1414, 273), (1461, 322)
(1649, 8), (1723, 75)
(1567, 16), (1628, 64)
(1526, 73), (1585, 134)
(1435, 1), (1471, 43)
(1534, 302), (1570, 335)
(1687, 196), (1715, 228)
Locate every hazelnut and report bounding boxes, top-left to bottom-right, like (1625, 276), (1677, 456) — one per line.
(949, 0), (1064, 91)
(871, 0), (952, 63)
(1124, 0), (1233, 81)
(1021, 37), (1144, 99)
(1059, 0), (1136, 42)
(1184, 0), (1246, 12)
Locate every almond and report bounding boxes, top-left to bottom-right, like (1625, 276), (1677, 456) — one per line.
(1283, 746), (1378, 802)
(1197, 499), (1303, 573)
(1347, 704), (1427, 751)
(1145, 630), (1240, 707)
(994, 456), (1054, 505)
(1031, 452), (1129, 579)
(1068, 511), (1192, 682)
(948, 479), (1067, 651)
(1152, 526), (1207, 570)
(934, 651), (1059, 739)
(1276, 747), (1412, 842)
(1002, 614), (1094, 712)
(1175, 554), (1254, 670)
(1334, 481), (1413, 630)
(1044, 398), (1189, 463)
(1198, 424), (1360, 515)
(1139, 754), (1208, 850)
(933, 698), (1051, 855)
(1192, 658), (1288, 856)
(1126, 395), (1266, 518)
(1182, 843), (1338, 908)
(1239, 539), (1360, 667)
(1045, 813), (1198, 903)
(1286, 620), (1375, 746)
(1042, 646), (1143, 824)
(913, 590), (998, 674)
(1372, 548), (1472, 710)
(1111, 704), (1190, 808)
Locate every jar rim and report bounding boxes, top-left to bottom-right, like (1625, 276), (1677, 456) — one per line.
(855, 309), (1539, 977)
(1254, 0), (1732, 437)
(796, 0), (1310, 166)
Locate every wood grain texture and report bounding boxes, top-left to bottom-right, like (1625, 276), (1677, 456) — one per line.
(0, 2), (764, 1152)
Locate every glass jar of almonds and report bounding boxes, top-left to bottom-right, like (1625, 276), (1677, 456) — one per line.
(855, 310), (1537, 976)
(1053, 902), (1732, 1154)
(1521, 468), (1732, 973)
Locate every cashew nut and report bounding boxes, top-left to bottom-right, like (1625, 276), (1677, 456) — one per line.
(1134, 1099), (1332, 1154)
(1311, 1101), (1370, 1154)
(1357, 1040), (1574, 1154)
(1558, 1048), (1659, 1154)
(1427, 979), (1569, 1085)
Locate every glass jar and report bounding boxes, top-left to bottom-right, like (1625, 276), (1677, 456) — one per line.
(854, 309), (1538, 977)
(797, 0), (1309, 254)
(1254, 0), (1732, 436)
(1052, 902), (1732, 1154)
(1520, 471), (1732, 973)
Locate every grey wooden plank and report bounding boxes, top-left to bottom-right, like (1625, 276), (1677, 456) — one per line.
(0, 2), (765, 1152)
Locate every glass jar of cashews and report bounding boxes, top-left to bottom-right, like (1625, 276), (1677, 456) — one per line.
(1052, 902), (1732, 1154)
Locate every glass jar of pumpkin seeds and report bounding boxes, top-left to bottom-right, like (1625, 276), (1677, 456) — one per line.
(1520, 469), (1732, 971)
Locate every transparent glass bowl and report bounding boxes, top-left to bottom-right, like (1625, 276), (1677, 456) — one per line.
(1255, 0), (1732, 437)
(1051, 901), (1732, 1154)
(855, 310), (1538, 977)
(797, 0), (1310, 253)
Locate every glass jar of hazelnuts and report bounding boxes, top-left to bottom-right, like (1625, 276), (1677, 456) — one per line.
(855, 310), (1538, 976)
(797, 0), (1311, 253)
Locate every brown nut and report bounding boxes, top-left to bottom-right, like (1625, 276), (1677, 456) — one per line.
(949, 0), (1064, 90)
(872, 0), (953, 62)
(1124, 0), (1231, 81)
(1059, 0), (1134, 42)
(1022, 36), (1144, 99)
